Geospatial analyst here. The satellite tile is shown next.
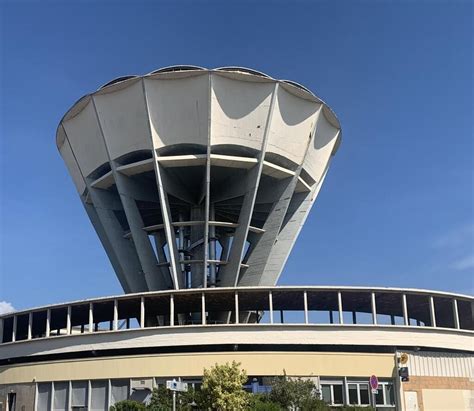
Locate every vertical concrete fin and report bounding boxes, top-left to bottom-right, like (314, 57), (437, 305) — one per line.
(90, 95), (166, 290)
(60, 125), (146, 292)
(239, 106), (323, 285)
(141, 79), (182, 289)
(218, 82), (279, 287)
(203, 71), (213, 287)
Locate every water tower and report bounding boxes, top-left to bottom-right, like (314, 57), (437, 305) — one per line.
(56, 66), (341, 293)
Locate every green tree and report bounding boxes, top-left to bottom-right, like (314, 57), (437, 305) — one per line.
(147, 386), (200, 411)
(200, 361), (250, 410)
(109, 399), (146, 411)
(268, 374), (329, 411)
(249, 394), (283, 411)
(146, 386), (172, 410)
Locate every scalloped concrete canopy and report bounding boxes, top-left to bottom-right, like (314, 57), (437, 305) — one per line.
(56, 66), (342, 293)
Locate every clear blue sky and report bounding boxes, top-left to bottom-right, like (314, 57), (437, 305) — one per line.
(1, 1), (472, 311)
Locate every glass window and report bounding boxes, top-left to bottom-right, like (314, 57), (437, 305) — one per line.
(359, 384), (369, 405)
(348, 384), (358, 404)
(321, 385), (331, 403)
(375, 385), (385, 405)
(111, 379), (129, 405)
(90, 380), (107, 411)
(37, 383), (52, 411)
(333, 384), (344, 405)
(385, 383), (395, 405)
(53, 382), (68, 411)
(71, 381), (88, 409)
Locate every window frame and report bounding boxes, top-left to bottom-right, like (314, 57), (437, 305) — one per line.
(347, 379), (396, 408)
(375, 381), (396, 408)
(320, 379), (344, 406)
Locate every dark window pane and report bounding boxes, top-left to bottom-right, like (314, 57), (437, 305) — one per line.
(333, 385), (344, 405)
(360, 384), (370, 405)
(385, 384), (395, 405)
(348, 384), (358, 404)
(375, 385), (384, 404)
(321, 385), (331, 403)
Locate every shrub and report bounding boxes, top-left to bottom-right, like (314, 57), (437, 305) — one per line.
(249, 394), (283, 410)
(109, 399), (146, 411)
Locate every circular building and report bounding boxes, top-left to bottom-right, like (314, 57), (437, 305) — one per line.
(0, 67), (472, 411)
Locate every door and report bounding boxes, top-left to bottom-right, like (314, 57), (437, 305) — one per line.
(405, 391), (419, 411)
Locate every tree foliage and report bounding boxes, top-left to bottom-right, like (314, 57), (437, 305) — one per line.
(249, 394), (283, 410)
(110, 364), (376, 411)
(201, 361), (250, 410)
(146, 385), (201, 411)
(109, 399), (146, 411)
(267, 374), (328, 411)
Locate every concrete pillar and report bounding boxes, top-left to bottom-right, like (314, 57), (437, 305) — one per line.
(50, 382), (55, 411)
(338, 292), (344, 324)
(453, 299), (460, 329)
(107, 379), (112, 410)
(235, 292), (239, 324)
(28, 312), (33, 340)
(429, 296), (437, 327)
(46, 309), (51, 337)
(170, 295), (175, 326)
(269, 291), (274, 324)
(371, 292), (377, 325)
(303, 291), (309, 324)
(201, 293), (206, 325)
(344, 376), (349, 406)
(113, 299), (118, 331)
(402, 294), (409, 326)
(12, 315), (17, 342)
(67, 306), (72, 335)
(87, 380), (92, 410)
(140, 297), (145, 328)
(68, 381), (72, 411)
(89, 303), (94, 332)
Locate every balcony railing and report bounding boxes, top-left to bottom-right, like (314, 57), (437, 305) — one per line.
(1, 286), (472, 344)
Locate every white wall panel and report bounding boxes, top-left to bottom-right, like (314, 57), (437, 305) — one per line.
(210, 74), (274, 152)
(58, 129), (86, 194)
(266, 86), (320, 167)
(404, 350), (474, 378)
(62, 99), (109, 178)
(303, 110), (340, 183)
(94, 79), (152, 161)
(144, 74), (209, 150)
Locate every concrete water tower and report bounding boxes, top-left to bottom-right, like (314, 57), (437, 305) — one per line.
(56, 66), (341, 293)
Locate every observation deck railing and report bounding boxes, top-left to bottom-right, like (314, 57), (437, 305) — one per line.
(1, 286), (472, 345)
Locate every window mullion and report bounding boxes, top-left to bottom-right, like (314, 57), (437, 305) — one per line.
(382, 382), (387, 406)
